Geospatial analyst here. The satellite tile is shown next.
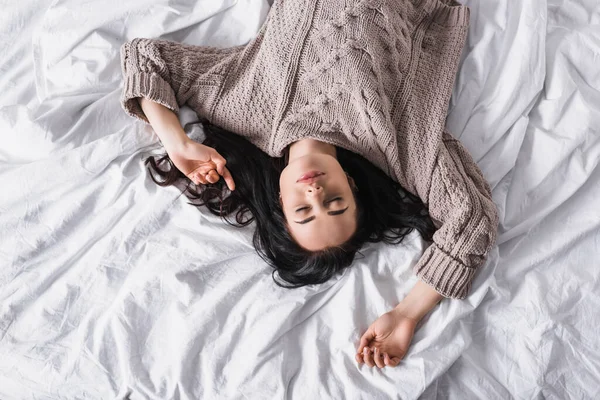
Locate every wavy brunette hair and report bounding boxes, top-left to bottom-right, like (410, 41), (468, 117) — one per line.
(145, 121), (436, 288)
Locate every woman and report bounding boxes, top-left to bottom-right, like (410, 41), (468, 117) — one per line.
(119, 0), (499, 369)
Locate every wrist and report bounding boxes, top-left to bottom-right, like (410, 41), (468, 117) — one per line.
(394, 280), (445, 322)
(137, 97), (190, 153)
(160, 129), (191, 154)
(393, 302), (424, 322)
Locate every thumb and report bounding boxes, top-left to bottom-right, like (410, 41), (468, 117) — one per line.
(357, 327), (376, 354)
(210, 150), (227, 173)
(385, 353), (402, 367)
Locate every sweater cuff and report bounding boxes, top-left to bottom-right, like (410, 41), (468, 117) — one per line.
(413, 243), (476, 300)
(120, 70), (179, 124)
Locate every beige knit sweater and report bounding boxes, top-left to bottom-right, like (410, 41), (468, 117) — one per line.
(119, 0), (499, 299)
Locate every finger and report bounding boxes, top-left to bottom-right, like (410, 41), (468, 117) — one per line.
(362, 347), (370, 366)
(220, 166), (236, 191)
(188, 162), (216, 179)
(211, 154), (235, 191)
(355, 353), (363, 364)
(197, 174), (208, 185)
(211, 151), (227, 170)
(363, 347), (375, 368)
(357, 351), (366, 364)
(189, 172), (207, 185)
(358, 328), (375, 354)
(211, 153), (227, 176)
(383, 352), (391, 366)
(389, 356), (401, 367)
(206, 169), (219, 183)
(374, 347), (385, 368)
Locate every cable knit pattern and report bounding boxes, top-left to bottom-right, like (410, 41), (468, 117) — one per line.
(120, 38), (244, 123)
(119, 0), (499, 299)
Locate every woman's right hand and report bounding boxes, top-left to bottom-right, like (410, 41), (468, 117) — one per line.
(134, 98), (234, 190)
(167, 139), (235, 191)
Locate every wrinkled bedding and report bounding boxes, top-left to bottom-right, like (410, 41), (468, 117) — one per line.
(0, 0), (598, 399)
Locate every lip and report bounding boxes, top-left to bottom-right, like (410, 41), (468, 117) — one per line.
(296, 171), (325, 183)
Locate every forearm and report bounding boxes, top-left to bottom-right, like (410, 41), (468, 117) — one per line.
(138, 97), (190, 152)
(393, 279), (444, 321)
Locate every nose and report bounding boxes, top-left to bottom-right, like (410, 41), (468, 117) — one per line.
(306, 183), (323, 196)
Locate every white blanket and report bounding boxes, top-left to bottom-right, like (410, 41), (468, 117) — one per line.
(0, 0), (598, 399)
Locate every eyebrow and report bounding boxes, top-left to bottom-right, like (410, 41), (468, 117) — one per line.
(294, 206), (350, 225)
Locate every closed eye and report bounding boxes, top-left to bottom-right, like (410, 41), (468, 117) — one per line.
(294, 206), (349, 224)
(295, 197), (343, 213)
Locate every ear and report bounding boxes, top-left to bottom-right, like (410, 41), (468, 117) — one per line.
(346, 173), (358, 192)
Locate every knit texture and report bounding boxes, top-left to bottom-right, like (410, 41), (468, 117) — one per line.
(119, 0), (499, 299)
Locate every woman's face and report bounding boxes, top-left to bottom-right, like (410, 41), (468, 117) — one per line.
(279, 153), (357, 251)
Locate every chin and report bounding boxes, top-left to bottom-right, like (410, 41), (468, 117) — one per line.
(283, 158), (314, 174)
(291, 153), (335, 170)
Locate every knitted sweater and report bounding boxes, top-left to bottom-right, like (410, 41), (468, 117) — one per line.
(119, 0), (499, 299)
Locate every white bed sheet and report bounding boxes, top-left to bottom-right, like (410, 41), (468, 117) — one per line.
(0, 0), (598, 399)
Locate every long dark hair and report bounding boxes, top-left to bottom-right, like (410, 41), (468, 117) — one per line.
(145, 121), (436, 288)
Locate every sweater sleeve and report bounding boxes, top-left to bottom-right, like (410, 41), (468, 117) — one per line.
(119, 37), (243, 124)
(412, 129), (499, 299)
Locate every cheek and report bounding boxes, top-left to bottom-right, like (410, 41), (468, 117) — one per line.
(279, 184), (297, 214)
(279, 168), (303, 203)
(279, 166), (296, 192)
(280, 204), (296, 227)
(279, 179), (291, 200)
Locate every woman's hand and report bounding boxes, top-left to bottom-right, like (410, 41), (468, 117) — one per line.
(355, 308), (418, 368)
(168, 139), (235, 191)
(135, 97), (234, 190)
(355, 280), (444, 369)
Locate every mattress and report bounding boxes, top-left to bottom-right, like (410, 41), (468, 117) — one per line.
(1, 0), (598, 398)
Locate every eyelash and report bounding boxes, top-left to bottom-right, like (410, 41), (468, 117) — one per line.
(295, 197), (342, 212)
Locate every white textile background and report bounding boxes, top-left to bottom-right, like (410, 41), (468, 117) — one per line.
(0, 0), (598, 399)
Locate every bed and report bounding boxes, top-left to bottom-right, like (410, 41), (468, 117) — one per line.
(1, 0), (598, 398)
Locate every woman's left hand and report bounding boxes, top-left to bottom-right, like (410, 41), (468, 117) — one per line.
(355, 308), (418, 368)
